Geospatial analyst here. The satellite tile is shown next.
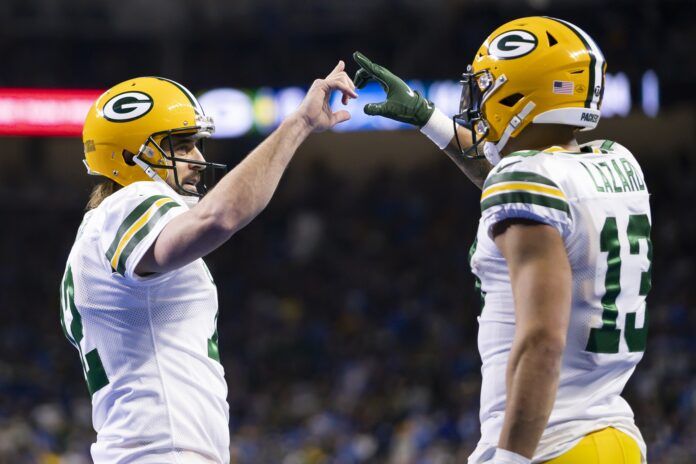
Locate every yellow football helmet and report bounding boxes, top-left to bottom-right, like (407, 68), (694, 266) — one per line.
(82, 76), (226, 196)
(454, 16), (606, 162)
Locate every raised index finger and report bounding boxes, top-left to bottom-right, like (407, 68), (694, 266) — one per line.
(353, 51), (376, 76)
(353, 51), (391, 93)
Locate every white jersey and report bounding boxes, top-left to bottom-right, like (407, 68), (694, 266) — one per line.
(468, 141), (650, 463)
(59, 181), (229, 464)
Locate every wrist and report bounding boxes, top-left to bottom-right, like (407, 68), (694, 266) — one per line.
(283, 112), (314, 139)
(491, 448), (531, 464)
(419, 107), (455, 149)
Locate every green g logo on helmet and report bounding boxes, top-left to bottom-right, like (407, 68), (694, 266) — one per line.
(103, 92), (154, 122)
(489, 30), (538, 59)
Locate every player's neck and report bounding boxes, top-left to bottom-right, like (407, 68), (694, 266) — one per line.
(501, 124), (579, 157)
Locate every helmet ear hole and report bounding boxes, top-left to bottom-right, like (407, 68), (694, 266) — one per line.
(122, 150), (136, 166)
(546, 31), (558, 47)
(499, 93), (524, 107)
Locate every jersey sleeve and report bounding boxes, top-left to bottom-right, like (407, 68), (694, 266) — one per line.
(99, 182), (187, 282)
(480, 157), (573, 239)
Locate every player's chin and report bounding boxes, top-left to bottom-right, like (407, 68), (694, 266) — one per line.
(182, 185), (199, 195)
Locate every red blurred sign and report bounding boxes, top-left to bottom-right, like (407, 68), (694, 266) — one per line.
(0, 88), (103, 137)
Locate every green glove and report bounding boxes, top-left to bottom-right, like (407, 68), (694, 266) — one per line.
(352, 51), (435, 127)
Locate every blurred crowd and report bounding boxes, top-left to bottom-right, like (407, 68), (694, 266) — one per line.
(1, 0), (693, 109)
(0, 0), (693, 462)
(1, 146), (695, 464)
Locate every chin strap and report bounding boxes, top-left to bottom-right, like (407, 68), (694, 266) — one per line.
(133, 149), (199, 208)
(483, 101), (537, 166)
(482, 141), (502, 166)
(133, 152), (171, 189)
(82, 159), (99, 176)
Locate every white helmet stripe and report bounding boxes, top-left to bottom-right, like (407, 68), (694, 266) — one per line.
(547, 17), (606, 110)
(155, 76), (206, 116)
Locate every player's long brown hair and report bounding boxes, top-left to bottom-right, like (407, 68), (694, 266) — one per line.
(86, 179), (121, 211)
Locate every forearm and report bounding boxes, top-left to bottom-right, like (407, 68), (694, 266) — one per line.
(420, 108), (491, 189)
(442, 138), (492, 189)
(498, 264), (568, 457)
(196, 113), (311, 233)
(499, 333), (563, 457)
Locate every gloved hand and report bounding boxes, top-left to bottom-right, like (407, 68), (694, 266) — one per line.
(352, 51), (434, 127)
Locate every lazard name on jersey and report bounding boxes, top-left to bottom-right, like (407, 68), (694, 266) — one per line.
(580, 159), (646, 194)
(504, 141), (646, 195)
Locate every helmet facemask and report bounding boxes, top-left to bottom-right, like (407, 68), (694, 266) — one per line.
(453, 66), (506, 160)
(133, 117), (227, 198)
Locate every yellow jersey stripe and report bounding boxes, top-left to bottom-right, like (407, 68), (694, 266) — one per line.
(481, 182), (567, 201)
(109, 198), (175, 270)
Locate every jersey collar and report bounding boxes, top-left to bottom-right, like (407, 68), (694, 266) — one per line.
(542, 145), (598, 154)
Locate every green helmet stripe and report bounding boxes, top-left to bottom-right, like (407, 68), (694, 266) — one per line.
(545, 17), (605, 110)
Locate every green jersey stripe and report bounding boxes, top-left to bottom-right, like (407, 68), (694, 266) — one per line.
(114, 202), (181, 275)
(601, 140), (615, 150)
(484, 171), (560, 190)
(507, 150), (541, 158)
(105, 195), (172, 262)
(481, 191), (570, 215)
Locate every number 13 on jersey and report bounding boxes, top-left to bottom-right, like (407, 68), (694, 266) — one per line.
(586, 214), (652, 354)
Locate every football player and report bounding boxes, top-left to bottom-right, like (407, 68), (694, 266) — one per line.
(353, 17), (649, 464)
(60, 63), (356, 463)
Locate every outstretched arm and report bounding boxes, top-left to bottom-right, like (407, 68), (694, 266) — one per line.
(352, 52), (492, 188)
(136, 62), (357, 274)
(490, 218), (571, 462)
(441, 134), (492, 189)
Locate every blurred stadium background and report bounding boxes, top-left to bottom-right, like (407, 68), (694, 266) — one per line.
(1, 0), (695, 462)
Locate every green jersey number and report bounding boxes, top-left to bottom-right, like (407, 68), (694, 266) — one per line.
(59, 266), (109, 396)
(586, 214), (652, 354)
(202, 261), (221, 363)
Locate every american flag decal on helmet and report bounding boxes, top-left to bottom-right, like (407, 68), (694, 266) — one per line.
(553, 80), (574, 95)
